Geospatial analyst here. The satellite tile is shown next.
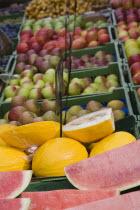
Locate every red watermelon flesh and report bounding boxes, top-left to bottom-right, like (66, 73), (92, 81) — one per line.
(0, 170), (32, 198)
(65, 140), (140, 191)
(64, 191), (140, 210)
(0, 198), (30, 210)
(22, 189), (119, 210)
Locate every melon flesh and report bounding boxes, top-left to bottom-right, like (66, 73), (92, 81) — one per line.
(62, 108), (115, 143)
(22, 189), (119, 210)
(64, 191), (140, 210)
(65, 140), (140, 191)
(0, 170), (33, 198)
(0, 198), (30, 210)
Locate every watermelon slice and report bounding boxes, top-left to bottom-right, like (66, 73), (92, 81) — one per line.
(0, 170), (33, 198)
(0, 198), (30, 210)
(64, 191), (140, 210)
(22, 189), (119, 210)
(65, 140), (140, 191)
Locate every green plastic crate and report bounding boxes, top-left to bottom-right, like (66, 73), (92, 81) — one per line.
(23, 115), (139, 191)
(0, 61), (128, 102)
(0, 88), (134, 118)
(64, 42), (122, 73)
(129, 86), (140, 118)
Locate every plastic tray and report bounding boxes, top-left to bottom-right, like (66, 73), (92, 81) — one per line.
(0, 88), (134, 119)
(0, 61), (127, 102)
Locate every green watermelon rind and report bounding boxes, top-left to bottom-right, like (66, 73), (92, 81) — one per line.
(64, 167), (140, 193)
(7, 170), (33, 199)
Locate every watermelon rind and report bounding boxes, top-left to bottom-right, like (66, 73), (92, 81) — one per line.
(5, 170), (33, 199)
(20, 198), (31, 210)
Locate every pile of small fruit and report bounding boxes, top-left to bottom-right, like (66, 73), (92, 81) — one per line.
(0, 17), (23, 25)
(25, 0), (92, 19)
(4, 73), (120, 101)
(117, 21), (140, 41)
(14, 50), (115, 74)
(0, 96), (126, 126)
(17, 28), (111, 53)
(114, 7), (140, 24)
(124, 39), (140, 85)
(22, 16), (109, 34)
(0, 24), (20, 39)
(111, 0), (140, 9)
(0, 3), (27, 16)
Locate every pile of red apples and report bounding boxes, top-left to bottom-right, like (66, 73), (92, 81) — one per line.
(114, 7), (140, 24)
(111, 0), (140, 10)
(125, 39), (140, 85)
(117, 21), (140, 41)
(16, 27), (111, 54)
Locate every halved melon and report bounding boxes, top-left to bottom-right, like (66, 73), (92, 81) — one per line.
(0, 121), (60, 149)
(63, 108), (115, 143)
(0, 170), (32, 198)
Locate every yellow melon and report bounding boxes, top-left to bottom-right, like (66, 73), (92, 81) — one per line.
(90, 131), (136, 157)
(62, 108), (115, 144)
(0, 146), (31, 172)
(0, 121), (60, 149)
(32, 137), (88, 177)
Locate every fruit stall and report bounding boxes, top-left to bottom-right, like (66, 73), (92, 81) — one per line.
(0, 0), (140, 209)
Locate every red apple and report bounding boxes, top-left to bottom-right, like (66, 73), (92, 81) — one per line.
(72, 38), (86, 50)
(130, 62), (140, 76)
(134, 0), (140, 8)
(133, 73), (140, 85)
(56, 39), (70, 51)
(31, 42), (42, 53)
(117, 25), (128, 32)
(98, 29), (108, 37)
(20, 35), (30, 41)
(119, 35), (129, 41)
(118, 21), (127, 26)
(43, 41), (56, 51)
(20, 30), (33, 37)
(88, 41), (99, 48)
(111, 0), (122, 8)
(128, 54), (140, 65)
(122, 0), (133, 9)
(89, 27), (98, 33)
(86, 31), (98, 43)
(127, 14), (139, 24)
(129, 31), (139, 39)
(17, 43), (29, 53)
(29, 37), (36, 46)
(98, 34), (110, 45)
(81, 30), (88, 37)
(74, 27), (83, 36)
(58, 28), (68, 37)
(36, 33), (48, 46)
